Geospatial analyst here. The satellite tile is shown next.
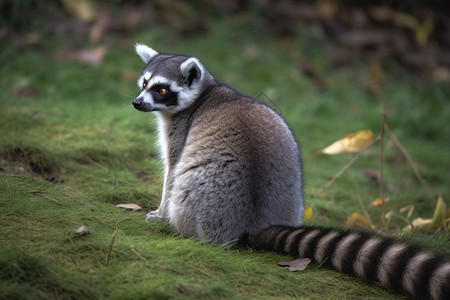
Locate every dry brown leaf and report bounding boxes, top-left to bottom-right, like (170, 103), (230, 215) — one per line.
(278, 258), (311, 272)
(57, 47), (107, 66)
(317, 130), (374, 155)
(411, 218), (433, 230)
(346, 212), (372, 229)
(116, 204), (142, 211)
(407, 196), (447, 231)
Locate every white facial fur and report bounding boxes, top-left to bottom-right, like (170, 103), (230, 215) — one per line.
(135, 44), (207, 114)
(136, 74), (172, 111)
(135, 43), (158, 63)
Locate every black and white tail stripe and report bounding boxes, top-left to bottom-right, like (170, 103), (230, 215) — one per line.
(246, 225), (450, 300)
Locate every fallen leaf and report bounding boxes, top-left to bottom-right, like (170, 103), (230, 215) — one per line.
(57, 47), (107, 66)
(278, 258), (311, 271)
(407, 196), (447, 231)
(317, 130), (374, 155)
(346, 212), (372, 229)
(411, 218), (433, 230)
(431, 196), (446, 229)
(116, 204), (142, 211)
(76, 226), (89, 235)
(303, 205), (313, 221)
(370, 197), (390, 208)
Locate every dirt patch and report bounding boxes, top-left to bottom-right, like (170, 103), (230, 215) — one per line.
(0, 144), (62, 180)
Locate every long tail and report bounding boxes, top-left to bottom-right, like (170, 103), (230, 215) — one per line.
(245, 225), (450, 300)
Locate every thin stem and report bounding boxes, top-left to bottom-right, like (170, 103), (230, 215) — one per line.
(383, 123), (434, 200)
(379, 112), (386, 227)
(313, 136), (381, 198)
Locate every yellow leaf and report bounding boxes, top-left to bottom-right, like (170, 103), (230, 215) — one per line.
(303, 205), (313, 221)
(431, 196), (446, 229)
(407, 196), (447, 231)
(411, 218), (433, 230)
(346, 212), (372, 229)
(370, 197), (390, 208)
(318, 130), (374, 155)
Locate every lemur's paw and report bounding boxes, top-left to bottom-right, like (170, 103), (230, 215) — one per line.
(146, 210), (164, 221)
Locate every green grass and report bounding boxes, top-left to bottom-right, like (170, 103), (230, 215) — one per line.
(1, 19), (449, 299)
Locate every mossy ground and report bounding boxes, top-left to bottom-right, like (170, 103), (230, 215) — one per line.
(1, 19), (449, 299)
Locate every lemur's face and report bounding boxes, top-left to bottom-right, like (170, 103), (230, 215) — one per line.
(133, 44), (204, 114)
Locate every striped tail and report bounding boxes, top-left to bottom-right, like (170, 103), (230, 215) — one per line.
(246, 225), (450, 300)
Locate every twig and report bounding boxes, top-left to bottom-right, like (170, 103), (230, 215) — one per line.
(313, 136), (381, 198)
(30, 191), (62, 206)
(357, 195), (374, 228)
(105, 218), (131, 266)
(383, 123), (434, 200)
(388, 213), (414, 229)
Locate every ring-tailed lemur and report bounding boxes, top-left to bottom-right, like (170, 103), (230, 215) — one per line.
(132, 43), (449, 300)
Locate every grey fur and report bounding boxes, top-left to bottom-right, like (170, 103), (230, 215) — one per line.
(133, 45), (303, 245)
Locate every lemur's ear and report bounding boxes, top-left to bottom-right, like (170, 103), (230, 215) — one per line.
(180, 58), (203, 87)
(135, 43), (158, 64)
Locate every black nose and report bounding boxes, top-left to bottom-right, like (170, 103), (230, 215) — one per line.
(133, 97), (143, 109)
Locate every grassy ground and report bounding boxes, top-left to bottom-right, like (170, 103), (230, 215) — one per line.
(1, 19), (449, 299)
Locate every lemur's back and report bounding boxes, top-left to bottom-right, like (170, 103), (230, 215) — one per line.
(167, 84), (303, 243)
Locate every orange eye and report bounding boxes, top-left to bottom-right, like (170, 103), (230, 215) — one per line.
(142, 82), (147, 90)
(159, 88), (168, 95)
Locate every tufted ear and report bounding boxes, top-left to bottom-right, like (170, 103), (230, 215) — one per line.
(135, 43), (158, 64)
(180, 57), (203, 87)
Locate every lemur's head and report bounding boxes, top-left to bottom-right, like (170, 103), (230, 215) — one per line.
(133, 43), (210, 114)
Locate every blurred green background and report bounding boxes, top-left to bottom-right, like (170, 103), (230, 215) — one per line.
(1, 1), (449, 299)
